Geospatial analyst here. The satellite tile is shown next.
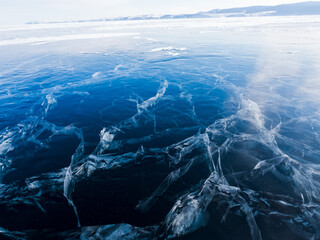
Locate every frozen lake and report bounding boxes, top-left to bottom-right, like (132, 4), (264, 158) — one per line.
(0, 16), (320, 239)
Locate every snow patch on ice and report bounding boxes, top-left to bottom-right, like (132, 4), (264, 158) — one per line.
(150, 46), (187, 52)
(0, 32), (140, 46)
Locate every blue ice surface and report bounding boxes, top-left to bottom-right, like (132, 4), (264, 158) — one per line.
(0, 17), (320, 239)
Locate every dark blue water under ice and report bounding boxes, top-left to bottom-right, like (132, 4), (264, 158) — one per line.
(0, 17), (320, 239)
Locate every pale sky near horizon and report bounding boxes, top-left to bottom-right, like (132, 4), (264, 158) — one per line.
(0, 0), (312, 25)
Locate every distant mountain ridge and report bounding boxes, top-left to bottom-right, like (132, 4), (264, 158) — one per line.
(206, 1), (320, 16)
(27, 1), (320, 24)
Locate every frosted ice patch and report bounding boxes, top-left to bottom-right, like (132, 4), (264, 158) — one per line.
(150, 46), (187, 52)
(92, 72), (101, 78)
(113, 64), (124, 72)
(0, 132), (14, 156)
(30, 41), (49, 45)
(101, 128), (115, 143)
(0, 32), (140, 46)
(137, 80), (168, 112)
(166, 52), (180, 56)
(168, 199), (209, 238)
(133, 36), (158, 42)
(46, 94), (57, 105)
(80, 51), (102, 55)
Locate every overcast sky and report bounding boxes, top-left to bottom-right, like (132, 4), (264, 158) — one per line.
(0, 0), (309, 25)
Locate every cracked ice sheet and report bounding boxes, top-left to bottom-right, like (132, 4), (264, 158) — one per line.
(0, 16), (320, 240)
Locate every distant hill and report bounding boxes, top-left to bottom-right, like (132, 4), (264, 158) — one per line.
(204, 1), (320, 17)
(27, 1), (320, 24)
